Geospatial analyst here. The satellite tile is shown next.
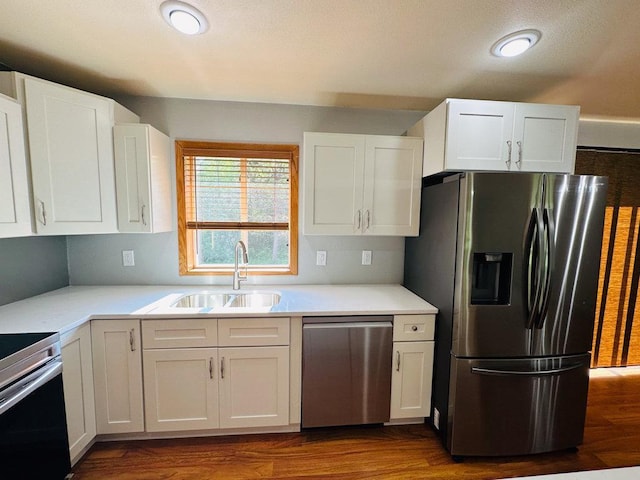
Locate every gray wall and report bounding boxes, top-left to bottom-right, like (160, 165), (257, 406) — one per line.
(0, 236), (69, 305)
(67, 97), (426, 287)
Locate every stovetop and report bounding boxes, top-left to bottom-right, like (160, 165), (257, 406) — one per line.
(0, 332), (54, 360)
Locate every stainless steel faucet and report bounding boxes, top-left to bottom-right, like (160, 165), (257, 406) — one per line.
(233, 240), (248, 290)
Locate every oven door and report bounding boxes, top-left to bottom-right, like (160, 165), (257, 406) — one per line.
(0, 359), (71, 479)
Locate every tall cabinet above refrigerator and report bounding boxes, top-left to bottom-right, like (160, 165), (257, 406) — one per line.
(404, 172), (607, 457)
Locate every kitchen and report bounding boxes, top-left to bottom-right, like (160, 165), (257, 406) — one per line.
(1, 1), (640, 479)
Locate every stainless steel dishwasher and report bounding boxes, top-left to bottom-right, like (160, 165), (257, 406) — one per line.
(301, 315), (393, 428)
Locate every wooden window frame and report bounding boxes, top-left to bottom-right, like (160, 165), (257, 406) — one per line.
(176, 140), (299, 276)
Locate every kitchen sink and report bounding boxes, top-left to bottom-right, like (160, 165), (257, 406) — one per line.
(227, 292), (281, 308)
(171, 293), (234, 308)
(170, 291), (281, 310)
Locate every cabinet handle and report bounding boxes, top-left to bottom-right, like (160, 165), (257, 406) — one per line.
(38, 200), (47, 226)
(516, 141), (523, 168)
(396, 351), (401, 372)
(141, 204), (147, 226)
(356, 210), (362, 230)
(506, 140), (512, 168)
(129, 329), (136, 351)
(209, 357), (214, 379)
(365, 210), (371, 231)
(220, 357), (225, 379)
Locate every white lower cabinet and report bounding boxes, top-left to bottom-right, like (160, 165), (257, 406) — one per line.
(91, 319), (144, 434)
(218, 346), (290, 429)
(143, 348), (219, 432)
(141, 317), (290, 433)
(389, 315), (435, 421)
(61, 323), (96, 464)
(390, 341), (434, 419)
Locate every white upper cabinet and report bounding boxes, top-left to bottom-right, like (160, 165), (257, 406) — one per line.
(0, 93), (32, 237)
(303, 132), (423, 236)
(0, 71), (139, 235)
(409, 98), (580, 177)
(114, 124), (172, 233)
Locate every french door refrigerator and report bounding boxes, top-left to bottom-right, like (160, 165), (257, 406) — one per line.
(404, 172), (607, 457)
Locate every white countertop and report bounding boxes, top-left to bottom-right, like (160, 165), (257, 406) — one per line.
(0, 284), (437, 334)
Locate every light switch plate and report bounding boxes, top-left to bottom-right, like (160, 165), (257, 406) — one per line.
(316, 250), (327, 266)
(362, 250), (372, 265)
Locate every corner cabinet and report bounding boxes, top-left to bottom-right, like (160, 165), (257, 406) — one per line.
(0, 93), (32, 237)
(114, 124), (172, 233)
(0, 71), (139, 235)
(91, 319), (144, 434)
(389, 314), (435, 421)
(142, 317), (290, 433)
(303, 132), (423, 236)
(60, 323), (96, 465)
(409, 99), (579, 176)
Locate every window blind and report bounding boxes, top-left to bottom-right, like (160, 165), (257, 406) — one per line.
(576, 148), (640, 367)
(184, 156), (291, 231)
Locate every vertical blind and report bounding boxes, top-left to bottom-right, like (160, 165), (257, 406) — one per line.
(576, 149), (640, 367)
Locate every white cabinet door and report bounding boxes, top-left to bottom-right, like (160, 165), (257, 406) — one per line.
(512, 103), (579, 173)
(143, 348), (219, 432)
(364, 136), (423, 236)
(303, 132), (423, 236)
(91, 319), (144, 434)
(445, 99), (514, 172)
(219, 346), (289, 429)
(61, 323), (96, 465)
(0, 93), (32, 237)
(24, 77), (118, 234)
(303, 132), (365, 235)
(114, 124), (172, 233)
(390, 341), (434, 420)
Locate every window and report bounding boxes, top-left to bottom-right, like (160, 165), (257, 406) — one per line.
(176, 140), (298, 276)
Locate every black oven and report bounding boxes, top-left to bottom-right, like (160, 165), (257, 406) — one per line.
(0, 332), (71, 479)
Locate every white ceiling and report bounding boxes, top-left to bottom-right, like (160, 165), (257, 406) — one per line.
(1, 0), (640, 118)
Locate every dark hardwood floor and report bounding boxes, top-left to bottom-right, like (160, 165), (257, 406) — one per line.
(72, 369), (640, 479)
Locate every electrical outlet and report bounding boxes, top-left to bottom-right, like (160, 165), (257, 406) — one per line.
(316, 250), (327, 266)
(362, 250), (372, 265)
(122, 250), (135, 267)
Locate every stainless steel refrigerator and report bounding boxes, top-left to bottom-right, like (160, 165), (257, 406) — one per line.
(404, 172), (607, 458)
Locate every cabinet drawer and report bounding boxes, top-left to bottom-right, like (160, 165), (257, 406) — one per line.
(218, 318), (290, 346)
(142, 319), (218, 349)
(393, 314), (435, 342)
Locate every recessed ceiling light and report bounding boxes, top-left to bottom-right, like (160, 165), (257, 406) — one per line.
(160, 1), (208, 35)
(491, 29), (541, 57)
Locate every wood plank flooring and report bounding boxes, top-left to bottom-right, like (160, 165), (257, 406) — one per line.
(72, 369), (640, 479)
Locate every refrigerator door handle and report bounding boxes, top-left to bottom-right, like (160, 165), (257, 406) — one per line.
(525, 207), (545, 329)
(471, 363), (584, 377)
(536, 207), (555, 329)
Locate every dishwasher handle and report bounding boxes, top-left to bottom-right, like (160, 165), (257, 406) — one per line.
(303, 321), (393, 330)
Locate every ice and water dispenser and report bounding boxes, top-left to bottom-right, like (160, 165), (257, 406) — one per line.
(471, 252), (513, 305)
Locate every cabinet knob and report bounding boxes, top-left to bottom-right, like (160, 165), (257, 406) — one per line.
(411, 325), (418, 332)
